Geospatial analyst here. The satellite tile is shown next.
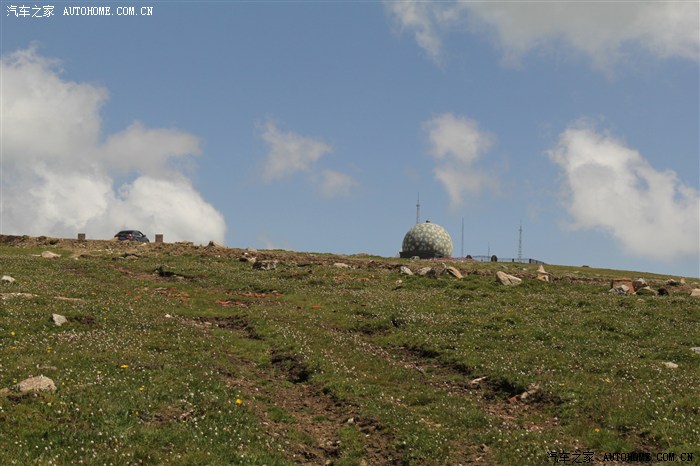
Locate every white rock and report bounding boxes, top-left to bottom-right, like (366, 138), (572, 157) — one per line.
(41, 251), (60, 259)
(333, 263), (351, 269)
(253, 260), (278, 271)
(690, 289), (700, 298)
(444, 265), (463, 279)
(537, 265), (547, 274)
(662, 362), (678, 369)
(690, 347), (700, 355)
(399, 266), (413, 276)
(633, 278), (648, 290)
(416, 267), (432, 276)
(52, 314), (67, 327)
(14, 375), (56, 393)
(1, 275), (15, 284)
(496, 271), (522, 286)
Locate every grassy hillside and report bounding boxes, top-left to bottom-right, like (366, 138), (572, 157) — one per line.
(1, 236), (698, 465)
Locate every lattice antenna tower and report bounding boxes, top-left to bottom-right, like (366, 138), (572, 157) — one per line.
(518, 221), (523, 262)
(416, 192), (421, 224)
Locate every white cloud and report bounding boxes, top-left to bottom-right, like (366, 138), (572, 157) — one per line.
(423, 113), (497, 207)
(261, 120), (333, 181)
(385, 1), (699, 71)
(548, 124), (700, 261)
(259, 120), (357, 197)
(385, 0), (443, 63)
(0, 47), (226, 244)
(319, 169), (357, 199)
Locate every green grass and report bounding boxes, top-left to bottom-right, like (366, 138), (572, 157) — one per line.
(0, 240), (698, 465)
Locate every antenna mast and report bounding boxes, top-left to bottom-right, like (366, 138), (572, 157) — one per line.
(461, 217), (464, 257)
(416, 192), (420, 224)
(518, 221), (523, 262)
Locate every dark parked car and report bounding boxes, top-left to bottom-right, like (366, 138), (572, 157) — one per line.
(114, 230), (150, 242)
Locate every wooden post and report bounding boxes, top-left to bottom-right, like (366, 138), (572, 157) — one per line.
(78, 233), (86, 241)
(155, 234), (163, 243)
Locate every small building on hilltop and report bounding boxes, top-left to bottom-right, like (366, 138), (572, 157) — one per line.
(400, 221), (453, 259)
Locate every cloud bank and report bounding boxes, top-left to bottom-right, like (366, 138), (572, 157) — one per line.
(424, 113), (497, 207)
(260, 120), (356, 198)
(386, 1), (699, 70)
(548, 125), (699, 261)
(1, 47), (226, 244)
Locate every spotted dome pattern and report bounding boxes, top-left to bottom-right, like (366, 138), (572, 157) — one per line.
(401, 221), (453, 258)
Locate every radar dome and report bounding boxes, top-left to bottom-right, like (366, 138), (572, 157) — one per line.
(400, 221), (453, 259)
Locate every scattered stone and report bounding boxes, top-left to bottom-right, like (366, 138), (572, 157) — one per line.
(610, 278), (634, 294)
(239, 255), (257, 265)
(680, 278), (686, 285)
(52, 314), (67, 327)
(37, 365), (58, 371)
(1, 275), (15, 284)
(253, 260), (278, 271)
(13, 375), (56, 393)
(666, 279), (681, 286)
(536, 273), (550, 282)
(508, 383), (540, 403)
(496, 271), (522, 286)
(632, 278), (648, 291)
(346, 417), (355, 424)
(41, 251), (60, 259)
(662, 362), (678, 369)
(246, 248), (258, 253)
(690, 347), (700, 356)
(635, 287), (657, 296)
(657, 288), (669, 296)
(444, 265), (463, 279)
(410, 256), (420, 261)
(333, 263), (351, 269)
(399, 266), (413, 276)
(690, 289), (700, 298)
(608, 284), (630, 295)
(207, 241), (225, 248)
(416, 267), (432, 276)
(537, 265), (547, 274)
(469, 376), (487, 388)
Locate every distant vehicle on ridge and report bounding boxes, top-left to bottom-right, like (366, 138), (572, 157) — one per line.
(114, 230), (150, 242)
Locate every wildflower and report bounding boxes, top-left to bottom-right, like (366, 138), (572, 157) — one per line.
(10, 331), (15, 336)
(120, 364), (129, 369)
(594, 428), (600, 432)
(138, 387), (144, 391)
(235, 399), (242, 405)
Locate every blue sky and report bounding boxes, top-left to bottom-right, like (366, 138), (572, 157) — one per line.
(2, 1), (699, 277)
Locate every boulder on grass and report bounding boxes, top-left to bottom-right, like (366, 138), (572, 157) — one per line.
(444, 265), (463, 279)
(497, 271), (522, 286)
(14, 375), (56, 393)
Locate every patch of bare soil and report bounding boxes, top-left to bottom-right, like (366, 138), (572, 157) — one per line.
(188, 314), (402, 465)
(227, 364), (402, 466)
